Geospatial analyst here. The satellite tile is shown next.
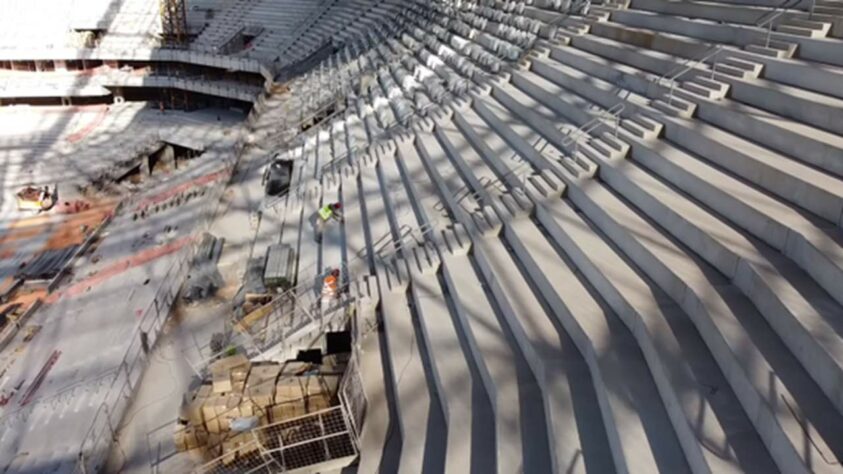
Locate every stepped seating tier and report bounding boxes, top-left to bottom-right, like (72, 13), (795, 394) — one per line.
(257, 1), (843, 472)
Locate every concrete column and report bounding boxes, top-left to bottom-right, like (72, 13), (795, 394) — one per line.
(113, 87), (125, 105)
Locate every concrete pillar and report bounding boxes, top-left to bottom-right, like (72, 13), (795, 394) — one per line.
(159, 144), (175, 171)
(140, 156), (151, 176)
(113, 87), (125, 105)
(54, 60), (67, 72)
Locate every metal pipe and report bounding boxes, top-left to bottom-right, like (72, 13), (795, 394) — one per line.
(766, 20), (774, 48)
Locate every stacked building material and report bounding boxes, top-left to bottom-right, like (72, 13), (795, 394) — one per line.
(174, 353), (347, 464)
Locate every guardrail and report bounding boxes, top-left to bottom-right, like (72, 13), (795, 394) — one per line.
(755, 0), (806, 47)
(181, 256), (359, 374)
(650, 46), (722, 107)
(534, 102), (624, 163)
(561, 102), (624, 155)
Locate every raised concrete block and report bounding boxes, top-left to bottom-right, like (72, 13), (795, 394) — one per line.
(471, 205), (503, 237)
(382, 258), (409, 293)
(652, 98), (695, 118)
(409, 243), (442, 277)
(359, 152), (378, 169)
(438, 224), (472, 257)
(352, 274), (381, 308)
(412, 116), (435, 133)
(496, 190), (534, 222)
(340, 162), (360, 181)
(524, 170), (566, 203)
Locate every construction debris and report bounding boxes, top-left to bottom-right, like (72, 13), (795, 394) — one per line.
(15, 246), (80, 281)
(15, 186), (54, 212)
(0, 294), (43, 352)
(240, 257), (269, 305)
(19, 349), (61, 406)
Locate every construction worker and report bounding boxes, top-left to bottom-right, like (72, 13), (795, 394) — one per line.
(322, 268), (343, 310)
(313, 202), (343, 243)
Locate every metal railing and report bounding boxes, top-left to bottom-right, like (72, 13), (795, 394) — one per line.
(369, 221), (439, 265)
(651, 46), (722, 107)
(509, 101), (624, 179)
(551, 102), (625, 157)
(435, 166), (531, 215)
(269, 93), (347, 150)
(204, 254), (363, 364)
(193, 405), (357, 474)
(190, 337), (366, 474)
(755, 0), (807, 47)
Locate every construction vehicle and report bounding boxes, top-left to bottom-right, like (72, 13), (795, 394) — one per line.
(15, 186), (54, 212)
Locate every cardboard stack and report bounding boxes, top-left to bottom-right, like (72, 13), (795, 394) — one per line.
(241, 363), (281, 423)
(231, 363), (250, 393)
(174, 424), (210, 452)
(210, 354), (250, 394)
(202, 392), (226, 434)
(303, 373), (340, 413)
(220, 393), (242, 431)
(271, 376), (308, 423)
(181, 383), (212, 427)
(174, 354), (351, 462)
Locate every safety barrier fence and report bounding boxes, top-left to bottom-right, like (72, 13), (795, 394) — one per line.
(191, 350), (365, 474)
(183, 254), (356, 379)
(192, 405), (357, 474)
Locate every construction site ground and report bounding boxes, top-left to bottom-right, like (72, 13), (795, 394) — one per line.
(103, 144), (275, 473)
(0, 105), (245, 473)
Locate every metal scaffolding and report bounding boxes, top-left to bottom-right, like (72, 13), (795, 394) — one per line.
(159, 0), (188, 46)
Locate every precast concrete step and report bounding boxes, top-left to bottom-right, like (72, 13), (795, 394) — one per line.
(411, 131), (546, 474)
(745, 43), (788, 58)
(776, 24), (825, 38)
(558, 160), (843, 474)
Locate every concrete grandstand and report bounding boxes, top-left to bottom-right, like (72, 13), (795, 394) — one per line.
(0, 0), (842, 473)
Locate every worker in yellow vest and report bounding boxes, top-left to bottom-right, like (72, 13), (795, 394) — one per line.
(314, 202), (342, 243)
